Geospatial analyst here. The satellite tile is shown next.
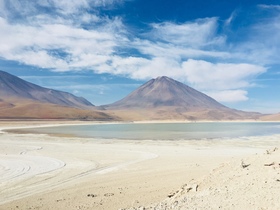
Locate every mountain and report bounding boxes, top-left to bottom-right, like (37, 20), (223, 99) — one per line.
(106, 76), (226, 110)
(104, 76), (262, 121)
(0, 101), (115, 120)
(0, 70), (116, 120)
(0, 70), (93, 109)
(0, 72), (263, 121)
(260, 113), (280, 121)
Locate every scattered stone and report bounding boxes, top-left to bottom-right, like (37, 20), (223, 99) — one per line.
(241, 160), (250, 168)
(266, 147), (278, 155)
(276, 179), (280, 182)
(186, 187), (193, 192)
(193, 184), (198, 192)
(264, 162), (275, 166)
(167, 192), (175, 198)
(87, 194), (97, 198)
(104, 193), (114, 197)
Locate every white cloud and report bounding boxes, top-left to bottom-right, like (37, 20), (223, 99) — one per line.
(1, 0), (125, 17)
(132, 39), (230, 61)
(180, 59), (266, 103)
(181, 59), (266, 90)
(206, 90), (248, 103)
(225, 11), (237, 26)
(0, 16), (119, 70)
(0, 1), (275, 104)
(149, 18), (225, 48)
(122, 57), (183, 79)
(258, 4), (280, 10)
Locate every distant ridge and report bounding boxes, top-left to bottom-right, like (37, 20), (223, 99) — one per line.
(0, 72), (263, 121)
(104, 76), (262, 120)
(261, 113), (280, 121)
(0, 70), (93, 109)
(0, 70), (116, 120)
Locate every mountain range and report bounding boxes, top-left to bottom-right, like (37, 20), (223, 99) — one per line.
(0, 70), (114, 120)
(0, 70), (277, 121)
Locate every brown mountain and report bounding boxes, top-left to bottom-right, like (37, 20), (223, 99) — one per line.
(260, 113), (280, 121)
(0, 70), (115, 120)
(105, 76), (226, 110)
(0, 70), (93, 109)
(104, 76), (262, 121)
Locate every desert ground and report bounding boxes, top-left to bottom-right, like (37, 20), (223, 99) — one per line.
(0, 121), (280, 210)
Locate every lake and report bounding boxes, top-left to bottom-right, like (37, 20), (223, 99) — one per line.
(23, 122), (280, 140)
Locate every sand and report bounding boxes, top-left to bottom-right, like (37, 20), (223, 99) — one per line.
(132, 148), (280, 210)
(0, 121), (280, 210)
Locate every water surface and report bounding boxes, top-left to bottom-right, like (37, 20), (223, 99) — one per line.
(24, 122), (280, 140)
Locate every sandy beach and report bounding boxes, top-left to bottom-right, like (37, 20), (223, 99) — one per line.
(0, 121), (280, 210)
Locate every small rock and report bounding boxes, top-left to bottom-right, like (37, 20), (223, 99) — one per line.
(104, 193), (114, 197)
(87, 194), (97, 198)
(241, 160), (250, 168)
(266, 147), (278, 154)
(167, 192), (176, 198)
(192, 184), (198, 192)
(264, 162), (275, 166)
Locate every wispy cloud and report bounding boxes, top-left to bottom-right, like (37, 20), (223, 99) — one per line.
(0, 1), (278, 103)
(225, 11), (237, 26)
(148, 18), (225, 48)
(258, 4), (280, 10)
(228, 5), (280, 65)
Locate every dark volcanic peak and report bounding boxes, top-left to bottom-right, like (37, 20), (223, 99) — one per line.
(105, 76), (226, 110)
(0, 70), (93, 109)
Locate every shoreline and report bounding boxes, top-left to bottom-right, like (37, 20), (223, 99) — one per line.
(0, 121), (280, 209)
(2, 120), (280, 140)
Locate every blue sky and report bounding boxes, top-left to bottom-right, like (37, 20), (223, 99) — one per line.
(0, 0), (280, 113)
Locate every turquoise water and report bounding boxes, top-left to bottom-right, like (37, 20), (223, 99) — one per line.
(25, 122), (280, 140)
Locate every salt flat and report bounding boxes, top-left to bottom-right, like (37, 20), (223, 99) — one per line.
(0, 121), (279, 210)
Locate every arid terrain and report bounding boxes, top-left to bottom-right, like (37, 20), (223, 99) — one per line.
(0, 121), (280, 210)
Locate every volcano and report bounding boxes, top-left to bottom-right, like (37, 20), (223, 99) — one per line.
(104, 76), (261, 120)
(106, 76), (226, 110)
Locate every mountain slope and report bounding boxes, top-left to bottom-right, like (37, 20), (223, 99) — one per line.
(0, 70), (117, 120)
(0, 70), (93, 109)
(106, 76), (226, 110)
(260, 113), (280, 121)
(0, 100), (115, 120)
(104, 76), (262, 120)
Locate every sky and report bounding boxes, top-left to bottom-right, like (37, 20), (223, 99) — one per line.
(0, 0), (280, 113)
